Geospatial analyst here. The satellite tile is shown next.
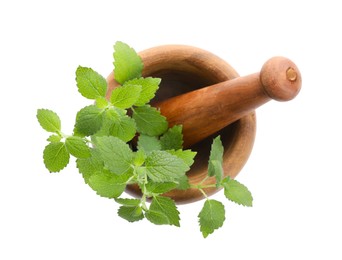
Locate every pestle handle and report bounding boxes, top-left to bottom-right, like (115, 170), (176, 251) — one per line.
(156, 56), (301, 148)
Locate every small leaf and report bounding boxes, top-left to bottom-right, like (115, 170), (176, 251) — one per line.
(37, 109), (61, 133)
(47, 135), (62, 143)
(88, 171), (130, 198)
(115, 198), (141, 206)
(137, 135), (161, 154)
(124, 77), (161, 106)
(145, 150), (189, 183)
(198, 199), (225, 238)
(118, 205), (144, 222)
(65, 136), (90, 159)
(76, 66), (107, 99)
(148, 196), (180, 226)
(208, 136), (224, 185)
(160, 125), (183, 150)
(222, 177), (253, 207)
(110, 84), (142, 109)
(145, 182), (178, 195)
(133, 105), (168, 136)
(43, 142), (70, 172)
(95, 136), (134, 175)
(109, 115), (136, 142)
(166, 149), (197, 167)
(76, 149), (104, 183)
(209, 160), (223, 185)
(176, 175), (190, 190)
(74, 105), (104, 136)
(113, 41), (143, 84)
(133, 150), (146, 167)
(145, 210), (169, 225)
(95, 97), (109, 109)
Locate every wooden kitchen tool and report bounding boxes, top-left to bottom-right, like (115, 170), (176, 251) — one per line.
(106, 45), (301, 203)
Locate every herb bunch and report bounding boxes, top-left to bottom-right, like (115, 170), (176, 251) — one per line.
(37, 42), (253, 237)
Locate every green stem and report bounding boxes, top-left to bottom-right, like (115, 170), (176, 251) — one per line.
(199, 188), (208, 199)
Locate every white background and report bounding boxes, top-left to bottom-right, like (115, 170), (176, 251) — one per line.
(1, 0), (341, 259)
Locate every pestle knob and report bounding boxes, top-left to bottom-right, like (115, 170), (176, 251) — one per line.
(156, 56), (301, 148)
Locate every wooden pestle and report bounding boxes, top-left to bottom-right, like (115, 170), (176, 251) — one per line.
(155, 56), (301, 148)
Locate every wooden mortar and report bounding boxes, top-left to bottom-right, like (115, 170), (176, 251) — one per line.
(106, 45), (301, 204)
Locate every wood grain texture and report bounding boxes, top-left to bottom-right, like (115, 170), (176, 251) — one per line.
(106, 46), (300, 203)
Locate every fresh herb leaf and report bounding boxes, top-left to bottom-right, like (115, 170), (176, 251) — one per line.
(95, 97), (109, 109)
(47, 135), (62, 143)
(208, 136), (224, 185)
(145, 210), (169, 225)
(76, 149), (104, 183)
(176, 175), (190, 190)
(95, 136), (134, 175)
(133, 150), (146, 167)
(124, 77), (160, 106)
(145, 150), (189, 183)
(137, 135), (161, 154)
(74, 105), (104, 136)
(198, 199), (225, 238)
(109, 115), (136, 142)
(148, 196), (180, 226)
(113, 41), (143, 84)
(133, 105), (168, 136)
(65, 136), (91, 158)
(88, 171), (130, 198)
(118, 205), (144, 222)
(37, 109), (61, 133)
(145, 182), (178, 195)
(160, 125), (183, 150)
(115, 198), (141, 206)
(110, 84), (142, 109)
(166, 149), (197, 167)
(43, 142), (70, 172)
(222, 177), (253, 207)
(75, 66), (107, 99)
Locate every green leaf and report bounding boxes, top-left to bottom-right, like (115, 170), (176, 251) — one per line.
(110, 84), (142, 109)
(222, 177), (253, 207)
(198, 199), (225, 238)
(145, 182), (178, 195)
(160, 125), (183, 150)
(145, 210), (169, 225)
(43, 142), (70, 172)
(94, 109), (136, 142)
(133, 150), (146, 167)
(208, 136), (224, 185)
(74, 105), (104, 136)
(65, 136), (91, 158)
(118, 205), (144, 222)
(209, 160), (223, 185)
(75, 66), (107, 99)
(137, 134), (161, 154)
(95, 97), (109, 109)
(109, 115), (136, 142)
(76, 149), (104, 183)
(88, 171), (130, 198)
(115, 198), (141, 206)
(176, 175), (190, 190)
(37, 109), (61, 133)
(145, 150), (189, 183)
(133, 105), (168, 136)
(95, 136), (134, 175)
(166, 149), (197, 167)
(47, 135), (62, 143)
(148, 196), (180, 226)
(124, 77), (160, 106)
(113, 41), (143, 84)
